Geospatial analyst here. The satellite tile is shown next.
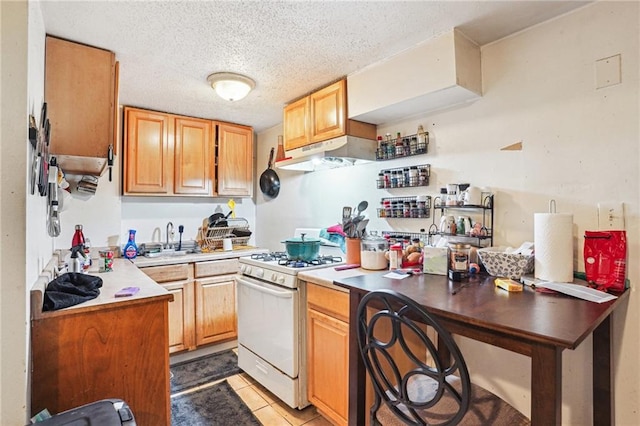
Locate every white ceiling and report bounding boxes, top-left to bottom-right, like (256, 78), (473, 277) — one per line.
(39, 0), (590, 132)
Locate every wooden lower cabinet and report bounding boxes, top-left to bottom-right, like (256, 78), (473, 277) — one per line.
(31, 298), (171, 426)
(195, 275), (237, 345)
(306, 283), (350, 426)
(141, 258), (240, 353)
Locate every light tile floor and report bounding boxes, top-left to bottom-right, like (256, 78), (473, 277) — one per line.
(227, 372), (333, 426)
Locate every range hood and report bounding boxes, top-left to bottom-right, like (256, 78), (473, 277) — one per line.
(275, 135), (376, 172)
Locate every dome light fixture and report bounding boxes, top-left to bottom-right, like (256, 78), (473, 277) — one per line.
(207, 72), (255, 101)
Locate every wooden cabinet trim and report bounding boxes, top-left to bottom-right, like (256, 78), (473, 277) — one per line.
(307, 283), (350, 322)
(141, 263), (193, 283)
(194, 259), (240, 278)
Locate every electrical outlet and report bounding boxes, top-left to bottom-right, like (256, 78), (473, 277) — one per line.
(597, 202), (625, 229)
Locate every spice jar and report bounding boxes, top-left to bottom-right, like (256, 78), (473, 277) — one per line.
(389, 245), (403, 270)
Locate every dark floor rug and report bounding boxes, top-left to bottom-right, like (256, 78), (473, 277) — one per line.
(171, 350), (241, 393)
(171, 380), (261, 426)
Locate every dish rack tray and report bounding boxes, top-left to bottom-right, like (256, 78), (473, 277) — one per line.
(202, 218), (251, 250)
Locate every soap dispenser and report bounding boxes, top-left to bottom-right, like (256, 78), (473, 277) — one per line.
(69, 245), (86, 273)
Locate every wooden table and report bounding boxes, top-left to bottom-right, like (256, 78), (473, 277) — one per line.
(333, 273), (629, 426)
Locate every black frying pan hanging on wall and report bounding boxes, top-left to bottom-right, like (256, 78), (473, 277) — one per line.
(259, 147), (280, 198)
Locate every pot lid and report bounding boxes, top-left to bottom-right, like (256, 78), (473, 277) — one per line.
(283, 234), (321, 244)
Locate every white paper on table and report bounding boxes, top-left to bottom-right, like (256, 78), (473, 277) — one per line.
(384, 271), (410, 280)
(535, 282), (617, 303)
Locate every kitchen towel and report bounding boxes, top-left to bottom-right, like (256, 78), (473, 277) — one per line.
(534, 213), (573, 282)
(43, 272), (103, 311)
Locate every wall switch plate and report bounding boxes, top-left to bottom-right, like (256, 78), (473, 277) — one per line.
(597, 202), (625, 229)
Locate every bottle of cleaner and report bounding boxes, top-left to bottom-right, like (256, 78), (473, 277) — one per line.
(123, 229), (138, 259)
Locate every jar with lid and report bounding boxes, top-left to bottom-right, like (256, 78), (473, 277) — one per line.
(409, 166), (418, 186)
(448, 243), (471, 281)
(377, 173), (384, 189)
(360, 232), (389, 270)
(438, 188), (448, 207)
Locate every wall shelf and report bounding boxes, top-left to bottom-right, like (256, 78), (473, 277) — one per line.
(375, 131), (429, 161)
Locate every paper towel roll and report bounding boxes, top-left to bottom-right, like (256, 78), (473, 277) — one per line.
(534, 213), (573, 282)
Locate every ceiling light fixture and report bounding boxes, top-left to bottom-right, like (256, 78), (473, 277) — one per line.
(207, 72), (255, 102)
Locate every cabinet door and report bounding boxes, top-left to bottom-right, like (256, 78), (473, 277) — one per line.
(307, 308), (349, 426)
(217, 123), (253, 197)
(174, 117), (214, 195)
(163, 281), (196, 353)
(310, 80), (346, 143)
(195, 275), (237, 345)
(283, 96), (310, 151)
(45, 36), (116, 158)
(123, 108), (172, 194)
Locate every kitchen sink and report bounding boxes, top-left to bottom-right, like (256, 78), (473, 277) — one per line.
(145, 249), (188, 258)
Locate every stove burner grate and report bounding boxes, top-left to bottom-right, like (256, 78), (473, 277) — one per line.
(251, 252), (288, 262)
(277, 255), (343, 268)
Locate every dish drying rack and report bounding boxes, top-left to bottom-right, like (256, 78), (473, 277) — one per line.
(201, 217), (251, 250)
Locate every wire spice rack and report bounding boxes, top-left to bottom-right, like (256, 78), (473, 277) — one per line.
(201, 218), (251, 251)
(377, 164), (430, 189)
(377, 196), (432, 219)
(376, 131), (429, 161)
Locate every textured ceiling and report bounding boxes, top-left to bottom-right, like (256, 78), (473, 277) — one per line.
(39, 0), (589, 132)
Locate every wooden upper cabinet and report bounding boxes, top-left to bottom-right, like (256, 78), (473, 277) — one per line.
(45, 36), (117, 175)
(282, 79), (375, 152)
(217, 122), (253, 197)
(283, 97), (310, 151)
(310, 79), (346, 143)
(123, 108), (172, 194)
(174, 117), (214, 196)
(123, 107), (252, 197)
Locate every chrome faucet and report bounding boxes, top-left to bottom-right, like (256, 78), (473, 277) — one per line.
(166, 221), (175, 249)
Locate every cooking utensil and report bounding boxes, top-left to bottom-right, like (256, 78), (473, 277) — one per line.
(259, 147), (281, 198)
(356, 200), (368, 215)
(208, 210), (232, 227)
(356, 218), (369, 238)
(342, 206), (352, 221)
(107, 144), (114, 182)
(282, 233), (321, 261)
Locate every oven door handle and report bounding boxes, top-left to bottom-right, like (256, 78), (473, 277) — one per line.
(237, 276), (293, 299)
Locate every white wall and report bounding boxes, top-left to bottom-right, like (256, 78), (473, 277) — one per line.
(1, 0), (48, 423)
(256, 2), (639, 424)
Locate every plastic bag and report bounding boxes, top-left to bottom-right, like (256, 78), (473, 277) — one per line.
(583, 230), (627, 293)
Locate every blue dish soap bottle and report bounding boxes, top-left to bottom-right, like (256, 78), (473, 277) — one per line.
(123, 229), (138, 259)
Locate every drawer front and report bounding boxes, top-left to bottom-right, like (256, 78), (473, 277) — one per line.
(307, 283), (349, 322)
(194, 258), (239, 278)
(141, 263), (192, 283)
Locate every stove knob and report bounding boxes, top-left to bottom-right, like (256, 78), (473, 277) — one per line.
(255, 268), (264, 278)
(239, 265), (246, 273)
(277, 275), (285, 284)
(271, 272), (278, 281)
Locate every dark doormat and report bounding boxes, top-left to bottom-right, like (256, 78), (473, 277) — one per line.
(171, 380), (261, 426)
(171, 349), (241, 393)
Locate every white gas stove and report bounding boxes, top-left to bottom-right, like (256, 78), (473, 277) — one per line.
(238, 252), (343, 288)
(237, 244), (344, 410)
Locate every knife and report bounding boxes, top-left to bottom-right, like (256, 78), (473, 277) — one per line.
(107, 144), (113, 182)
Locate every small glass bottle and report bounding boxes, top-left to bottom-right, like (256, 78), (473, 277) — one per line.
(395, 132), (404, 157)
(389, 246), (403, 270)
(123, 229), (138, 259)
(417, 125), (427, 153)
(377, 173), (384, 189)
(409, 166), (418, 186)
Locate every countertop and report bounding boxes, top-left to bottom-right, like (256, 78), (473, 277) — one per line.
(298, 266), (383, 292)
(132, 247), (268, 267)
(31, 258), (173, 319)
